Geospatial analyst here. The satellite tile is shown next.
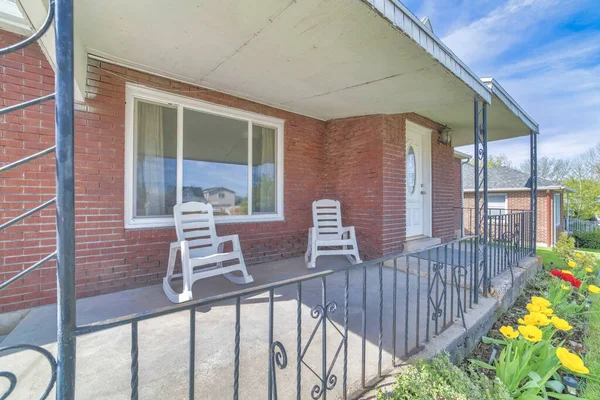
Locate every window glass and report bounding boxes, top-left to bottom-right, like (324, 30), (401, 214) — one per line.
(182, 108), (249, 216)
(554, 194), (561, 226)
(406, 146), (416, 194)
(252, 125), (277, 213)
(134, 100), (177, 217)
(488, 194), (507, 215)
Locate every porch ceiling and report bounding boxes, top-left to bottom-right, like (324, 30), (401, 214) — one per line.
(67, 0), (535, 143)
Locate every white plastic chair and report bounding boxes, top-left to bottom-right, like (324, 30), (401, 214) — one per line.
(305, 199), (362, 268)
(163, 202), (254, 303)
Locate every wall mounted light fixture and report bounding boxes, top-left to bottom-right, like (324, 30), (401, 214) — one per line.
(437, 127), (453, 146)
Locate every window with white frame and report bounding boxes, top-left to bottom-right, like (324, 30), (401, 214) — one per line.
(125, 84), (284, 228)
(554, 193), (561, 226)
(488, 194), (508, 215)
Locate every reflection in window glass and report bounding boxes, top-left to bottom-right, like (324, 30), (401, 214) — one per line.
(182, 109), (249, 216)
(252, 125), (277, 213)
(406, 146), (416, 194)
(135, 100), (177, 217)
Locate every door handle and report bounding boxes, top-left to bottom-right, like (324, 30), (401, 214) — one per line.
(421, 190), (426, 195)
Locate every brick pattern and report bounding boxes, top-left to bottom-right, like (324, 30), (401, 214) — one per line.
(324, 115), (384, 259)
(0, 29), (465, 311)
(381, 115), (406, 255)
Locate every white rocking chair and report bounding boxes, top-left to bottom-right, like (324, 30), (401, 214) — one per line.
(305, 199), (362, 268)
(163, 202), (254, 303)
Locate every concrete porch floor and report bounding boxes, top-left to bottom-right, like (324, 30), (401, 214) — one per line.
(1, 254), (477, 399)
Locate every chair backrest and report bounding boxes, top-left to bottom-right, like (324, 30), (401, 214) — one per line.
(174, 202), (218, 258)
(312, 199), (343, 239)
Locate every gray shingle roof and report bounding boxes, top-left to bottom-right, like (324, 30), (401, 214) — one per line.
(462, 164), (563, 191)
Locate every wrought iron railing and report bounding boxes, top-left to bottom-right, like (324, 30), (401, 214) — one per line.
(0, 0), (76, 398)
(68, 237), (477, 399)
(455, 206), (528, 237)
(487, 211), (534, 281)
(565, 217), (600, 233)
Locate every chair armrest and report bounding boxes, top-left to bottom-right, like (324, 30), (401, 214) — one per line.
(341, 226), (356, 238)
(170, 241), (181, 251)
(217, 234), (242, 251)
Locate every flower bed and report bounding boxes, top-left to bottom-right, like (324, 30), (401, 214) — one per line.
(468, 234), (599, 399)
(380, 233), (599, 399)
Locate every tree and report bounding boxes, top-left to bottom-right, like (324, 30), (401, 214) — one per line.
(470, 153), (513, 168)
(518, 156), (571, 182)
(487, 154), (513, 168)
(563, 178), (600, 220)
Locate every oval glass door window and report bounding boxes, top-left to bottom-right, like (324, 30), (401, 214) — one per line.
(407, 146), (416, 194)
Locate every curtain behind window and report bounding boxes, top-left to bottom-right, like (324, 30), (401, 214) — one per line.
(136, 101), (176, 217)
(252, 126), (276, 213)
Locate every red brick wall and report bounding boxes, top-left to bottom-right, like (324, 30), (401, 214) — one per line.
(381, 115), (406, 255)
(0, 30), (328, 312)
(324, 115), (384, 259)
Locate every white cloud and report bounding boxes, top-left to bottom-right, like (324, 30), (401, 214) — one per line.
(442, 0), (564, 66)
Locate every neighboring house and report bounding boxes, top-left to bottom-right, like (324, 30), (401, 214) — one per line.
(462, 164), (574, 247)
(202, 187), (239, 215)
(0, 0), (539, 312)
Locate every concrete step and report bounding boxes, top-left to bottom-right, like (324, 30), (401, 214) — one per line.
(403, 236), (441, 253)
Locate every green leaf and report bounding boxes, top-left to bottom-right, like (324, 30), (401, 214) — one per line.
(546, 392), (583, 399)
(469, 359), (496, 371)
(482, 336), (507, 345)
(528, 371), (542, 383)
(545, 380), (565, 394)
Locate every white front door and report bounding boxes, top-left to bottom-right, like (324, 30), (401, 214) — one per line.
(406, 122), (432, 238)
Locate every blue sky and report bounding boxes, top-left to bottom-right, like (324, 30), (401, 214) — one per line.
(402, 0), (600, 166)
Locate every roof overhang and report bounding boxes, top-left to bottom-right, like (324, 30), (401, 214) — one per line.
(0, 0), (29, 35)
(454, 150), (471, 161)
(481, 77), (539, 134)
(14, 0), (536, 146)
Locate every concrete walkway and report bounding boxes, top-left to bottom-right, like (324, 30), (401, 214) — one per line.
(0, 253), (499, 399)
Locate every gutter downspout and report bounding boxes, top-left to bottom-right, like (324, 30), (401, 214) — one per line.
(546, 190), (552, 246)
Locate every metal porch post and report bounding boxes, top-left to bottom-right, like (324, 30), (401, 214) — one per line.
(473, 96), (489, 303)
(530, 129), (537, 255)
(55, 0), (77, 398)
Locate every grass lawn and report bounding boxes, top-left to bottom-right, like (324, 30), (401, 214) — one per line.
(536, 247), (600, 270)
(584, 294), (600, 398)
(536, 247), (567, 269)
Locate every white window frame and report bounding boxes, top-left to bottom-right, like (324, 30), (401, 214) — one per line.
(487, 193), (508, 215)
(124, 83), (285, 229)
(554, 193), (561, 227)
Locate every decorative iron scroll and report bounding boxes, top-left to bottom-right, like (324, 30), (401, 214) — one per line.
(0, 344), (57, 400)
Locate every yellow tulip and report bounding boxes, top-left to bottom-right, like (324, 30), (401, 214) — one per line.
(557, 347), (589, 374)
(499, 326), (519, 339)
(540, 307), (553, 316)
(586, 267), (593, 273)
(518, 325), (543, 342)
(551, 316), (573, 331)
(589, 285), (600, 294)
(568, 260), (577, 268)
(519, 312), (551, 327)
(576, 253), (583, 259)
(526, 303), (542, 313)
(531, 296), (551, 308)
(561, 285), (570, 291)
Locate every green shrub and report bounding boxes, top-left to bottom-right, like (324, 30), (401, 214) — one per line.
(378, 355), (511, 400)
(573, 231), (600, 249)
(553, 232), (575, 261)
